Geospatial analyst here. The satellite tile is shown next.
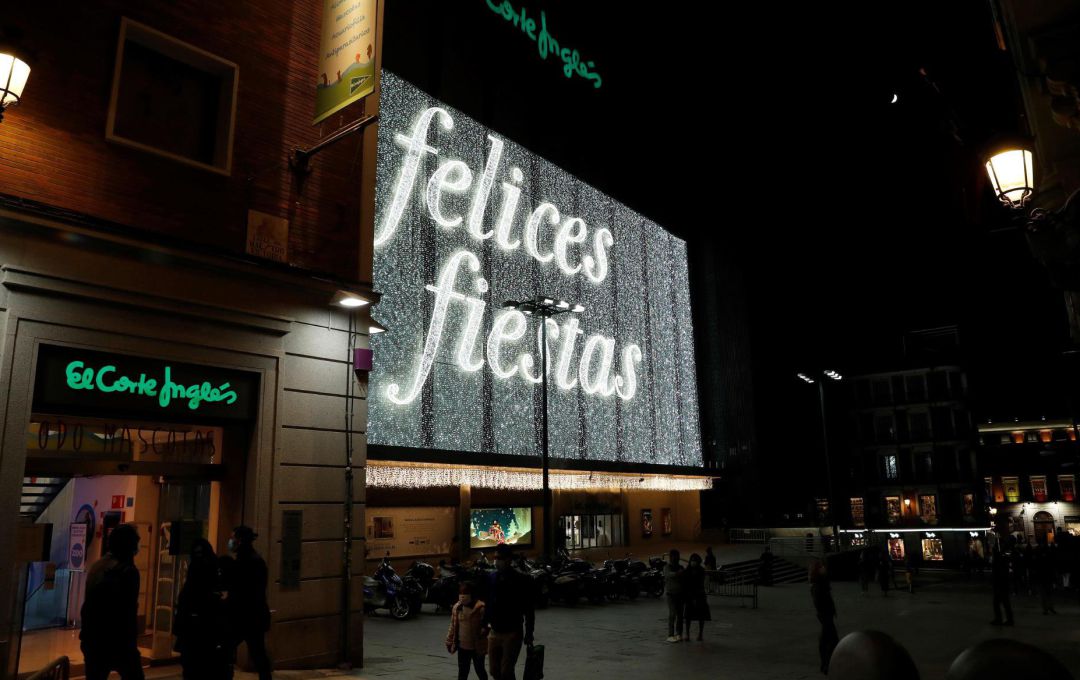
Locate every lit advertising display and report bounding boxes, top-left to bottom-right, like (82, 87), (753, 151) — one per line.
(369, 71), (701, 466)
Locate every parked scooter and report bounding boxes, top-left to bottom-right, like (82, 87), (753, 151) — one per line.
(626, 555), (665, 597)
(513, 556), (553, 608)
(363, 555), (423, 619)
(602, 556), (641, 600)
(405, 559), (460, 612)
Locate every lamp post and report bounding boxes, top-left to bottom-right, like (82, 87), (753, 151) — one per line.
(797, 369), (843, 549)
(504, 296), (584, 559)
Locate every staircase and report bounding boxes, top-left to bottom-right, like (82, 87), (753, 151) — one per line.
(21, 477), (69, 520)
(720, 556), (806, 585)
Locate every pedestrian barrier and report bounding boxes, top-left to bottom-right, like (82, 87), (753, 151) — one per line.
(26, 656), (69, 680)
(728, 528), (770, 544)
(705, 569), (758, 609)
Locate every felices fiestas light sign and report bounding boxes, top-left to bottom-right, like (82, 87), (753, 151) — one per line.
(64, 361), (238, 410)
(34, 345), (258, 422)
(370, 71), (701, 466)
(484, 0), (602, 89)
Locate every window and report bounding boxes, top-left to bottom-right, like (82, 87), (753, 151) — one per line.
(927, 372), (948, 401)
(1060, 475), (1076, 502)
(561, 514), (624, 550)
(954, 410), (970, 438)
(1031, 476), (1048, 503)
(895, 411), (910, 443)
(882, 455), (899, 481)
(885, 496), (902, 525)
(888, 537), (905, 560)
(905, 374), (926, 402)
(963, 493), (975, 516)
(931, 406), (954, 439)
(891, 376), (906, 403)
(1003, 476), (1020, 503)
(876, 415), (896, 444)
(855, 380), (872, 406)
(921, 537), (944, 561)
(872, 379), (891, 406)
(948, 371), (964, 398)
(919, 495), (938, 524)
(106, 18), (238, 175)
(859, 414), (876, 443)
(909, 412), (930, 441)
(917, 451), (933, 480)
(850, 498), (865, 527)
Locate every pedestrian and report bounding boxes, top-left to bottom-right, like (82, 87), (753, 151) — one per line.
(990, 545), (1015, 626)
(80, 523), (145, 680)
(483, 544), (535, 680)
(681, 553), (711, 641)
(174, 538), (231, 680)
(704, 546), (718, 590)
(904, 553), (916, 594)
(857, 548), (872, 594)
(810, 560), (839, 675)
(758, 545), (774, 586)
(445, 582), (489, 680)
(877, 549), (891, 597)
(221, 525), (273, 680)
(663, 549), (685, 642)
(1034, 545), (1057, 615)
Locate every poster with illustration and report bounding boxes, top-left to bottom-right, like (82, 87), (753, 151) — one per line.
(469, 507), (533, 548)
(641, 509), (653, 538)
(365, 507), (454, 559)
(372, 516), (394, 539)
(661, 508), (672, 536)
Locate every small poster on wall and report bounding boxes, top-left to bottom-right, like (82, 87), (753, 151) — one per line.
(641, 509), (653, 538)
(365, 506), (454, 559)
(661, 508), (672, 536)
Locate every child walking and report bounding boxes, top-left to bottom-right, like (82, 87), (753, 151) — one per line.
(445, 582), (489, 680)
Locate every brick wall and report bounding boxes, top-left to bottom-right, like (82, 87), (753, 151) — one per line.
(0, 1), (370, 281)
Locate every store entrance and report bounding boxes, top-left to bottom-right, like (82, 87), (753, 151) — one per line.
(14, 417), (247, 678)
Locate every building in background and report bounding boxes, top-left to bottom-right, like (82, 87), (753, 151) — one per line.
(0, 1), (384, 674)
(979, 418), (1080, 544)
(841, 329), (987, 563)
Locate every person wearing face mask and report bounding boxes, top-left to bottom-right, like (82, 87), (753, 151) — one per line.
(483, 544), (535, 680)
(220, 525), (273, 680)
(445, 582), (489, 680)
(682, 553), (711, 641)
(80, 523), (145, 680)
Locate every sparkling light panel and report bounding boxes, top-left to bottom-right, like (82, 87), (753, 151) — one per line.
(370, 71), (702, 466)
(368, 463), (713, 492)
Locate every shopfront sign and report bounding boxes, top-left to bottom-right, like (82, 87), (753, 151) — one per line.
(485, 1), (602, 89)
(315, 0), (377, 124)
(34, 345), (259, 422)
(370, 71), (702, 465)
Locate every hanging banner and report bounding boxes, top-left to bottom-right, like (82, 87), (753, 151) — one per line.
(315, 0), (377, 124)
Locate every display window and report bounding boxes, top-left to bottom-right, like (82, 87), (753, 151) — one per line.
(922, 538), (944, 561)
(885, 496), (901, 525)
(888, 537), (905, 560)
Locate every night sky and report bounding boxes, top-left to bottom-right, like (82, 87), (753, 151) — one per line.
(383, 1), (1075, 472)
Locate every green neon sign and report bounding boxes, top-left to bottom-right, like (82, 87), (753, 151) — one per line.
(64, 360), (238, 411)
(485, 1), (602, 89)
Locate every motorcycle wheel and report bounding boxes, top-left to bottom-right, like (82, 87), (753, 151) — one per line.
(650, 582), (665, 598)
(605, 588), (620, 602)
(626, 584), (639, 600)
(390, 597), (412, 620)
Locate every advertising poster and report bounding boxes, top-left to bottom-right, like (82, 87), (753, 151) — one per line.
(315, 0), (377, 124)
(365, 506), (454, 559)
(469, 507), (532, 548)
(68, 524), (88, 571)
(641, 509), (653, 538)
(661, 508), (672, 536)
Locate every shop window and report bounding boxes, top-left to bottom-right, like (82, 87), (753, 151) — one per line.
(1060, 475), (1076, 502)
(561, 514), (625, 550)
(850, 497), (865, 527)
(888, 536), (905, 560)
(1070, 429), (1078, 442)
(963, 493), (975, 517)
(882, 455), (898, 481)
(1011, 432), (1024, 444)
(1025, 431), (1039, 444)
(919, 495), (938, 524)
(1031, 476), (1048, 503)
(921, 537), (944, 561)
(1003, 476), (1020, 503)
(106, 18), (238, 175)
(885, 496), (902, 525)
(1039, 430), (1053, 444)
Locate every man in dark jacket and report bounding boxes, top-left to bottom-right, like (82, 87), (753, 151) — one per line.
(80, 524), (145, 680)
(222, 525), (273, 680)
(990, 545), (1015, 626)
(483, 544), (535, 680)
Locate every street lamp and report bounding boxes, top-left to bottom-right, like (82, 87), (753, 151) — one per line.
(796, 369), (843, 549)
(504, 296), (583, 558)
(983, 141), (1035, 209)
(0, 50), (29, 122)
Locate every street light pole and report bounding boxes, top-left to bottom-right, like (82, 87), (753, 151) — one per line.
(798, 370), (842, 550)
(505, 297), (583, 560)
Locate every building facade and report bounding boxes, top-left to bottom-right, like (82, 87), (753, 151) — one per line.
(1, 1), (384, 675)
(979, 419), (1080, 544)
(844, 365), (987, 563)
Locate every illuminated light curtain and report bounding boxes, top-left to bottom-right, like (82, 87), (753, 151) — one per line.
(366, 463), (712, 491)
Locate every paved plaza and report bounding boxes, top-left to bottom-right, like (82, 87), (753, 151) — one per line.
(151, 571), (1080, 680)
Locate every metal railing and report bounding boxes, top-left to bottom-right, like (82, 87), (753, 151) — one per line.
(728, 528), (770, 544)
(26, 656), (69, 680)
(705, 569), (758, 609)
(768, 536), (827, 558)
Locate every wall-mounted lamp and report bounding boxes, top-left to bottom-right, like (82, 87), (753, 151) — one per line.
(0, 51), (30, 122)
(904, 498), (912, 507)
(983, 142), (1035, 208)
(332, 290), (372, 308)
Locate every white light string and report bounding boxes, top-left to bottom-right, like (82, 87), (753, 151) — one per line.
(367, 463), (713, 492)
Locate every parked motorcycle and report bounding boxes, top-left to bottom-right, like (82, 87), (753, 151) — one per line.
(602, 557), (640, 600)
(405, 559), (460, 612)
(363, 555), (423, 619)
(626, 556), (665, 597)
(514, 556), (553, 608)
